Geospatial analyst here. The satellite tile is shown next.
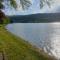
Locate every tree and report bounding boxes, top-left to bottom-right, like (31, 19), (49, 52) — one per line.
(40, 0), (53, 8)
(0, 0), (53, 24)
(0, 0), (32, 24)
(0, 0), (53, 14)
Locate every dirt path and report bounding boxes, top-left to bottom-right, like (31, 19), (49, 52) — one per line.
(0, 52), (4, 60)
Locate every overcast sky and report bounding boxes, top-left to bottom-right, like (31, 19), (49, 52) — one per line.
(3, 0), (60, 15)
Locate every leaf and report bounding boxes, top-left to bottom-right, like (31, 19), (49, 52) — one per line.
(40, 0), (53, 8)
(0, 2), (4, 9)
(20, 0), (31, 10)
(10, 0), (17, 9)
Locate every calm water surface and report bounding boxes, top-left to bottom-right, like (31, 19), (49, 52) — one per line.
(6, 23), (60, 59)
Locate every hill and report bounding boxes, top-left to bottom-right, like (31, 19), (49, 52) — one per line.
(8, 13), (60, 23)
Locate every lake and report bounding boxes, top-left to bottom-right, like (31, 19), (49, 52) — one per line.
(6, 23), (60, 59)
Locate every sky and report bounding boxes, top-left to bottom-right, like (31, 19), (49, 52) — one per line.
(3, 0), (60, 15)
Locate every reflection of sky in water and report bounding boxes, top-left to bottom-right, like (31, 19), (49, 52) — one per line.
(3, 0), (60, 15)
(6, 23), (60, 59)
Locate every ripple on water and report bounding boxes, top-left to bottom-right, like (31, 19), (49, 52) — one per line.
(6, 23), (60, 59)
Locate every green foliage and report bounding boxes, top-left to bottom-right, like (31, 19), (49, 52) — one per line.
(0, 1), (4, 9)
(0, 0), (31, 10)
(40, 0), (53, 8)
(0, 0), (54, 10)
(10, 0), (17, 9)
(20, 0), (32, 9)
(0, 10), (10, 25)
(3, 17), (10, 25)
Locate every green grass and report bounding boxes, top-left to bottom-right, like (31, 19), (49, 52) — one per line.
(0, 26), (56, 60)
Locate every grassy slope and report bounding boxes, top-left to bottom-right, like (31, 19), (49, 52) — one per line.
(0, 26), (56, 60)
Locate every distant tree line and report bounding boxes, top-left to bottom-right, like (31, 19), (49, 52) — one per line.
(0, 0), (53, 24)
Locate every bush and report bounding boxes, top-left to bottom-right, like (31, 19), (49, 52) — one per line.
(3, 17), (10, 24)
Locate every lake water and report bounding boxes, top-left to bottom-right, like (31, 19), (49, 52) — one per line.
(6, 23), (60, 59)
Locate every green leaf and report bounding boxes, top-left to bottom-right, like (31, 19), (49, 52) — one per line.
(0, 2), (4, 9)
(20, 0), (31, 10)
(10, 0), (17, 9)
(40, 0), (53, 8)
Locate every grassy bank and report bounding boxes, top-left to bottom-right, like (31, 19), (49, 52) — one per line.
(0, 26), (56, 60)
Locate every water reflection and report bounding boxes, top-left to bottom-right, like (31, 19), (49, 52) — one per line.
(6, 23), (60, 59)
